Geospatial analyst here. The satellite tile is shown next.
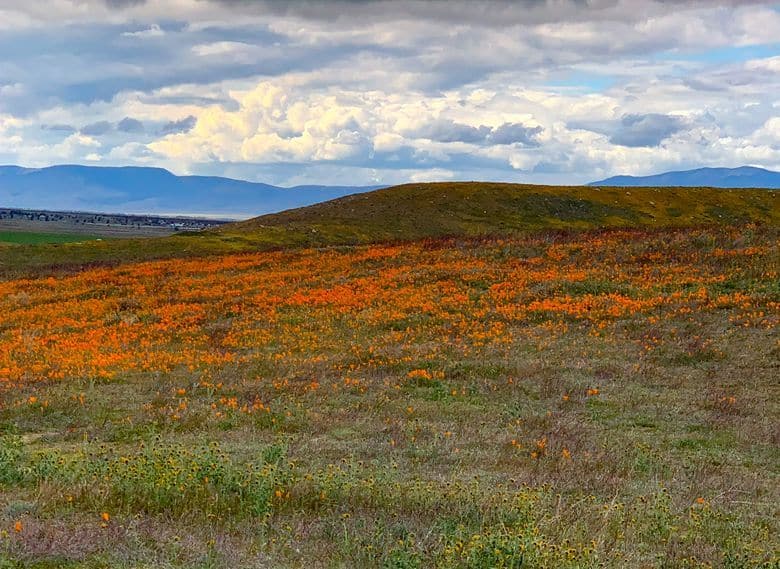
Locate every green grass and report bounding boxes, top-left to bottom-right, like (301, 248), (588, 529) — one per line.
(0, 231), (102, 245)
(228, 182), (779, 241)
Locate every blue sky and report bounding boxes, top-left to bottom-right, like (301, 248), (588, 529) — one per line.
(0, 0), (778, 186)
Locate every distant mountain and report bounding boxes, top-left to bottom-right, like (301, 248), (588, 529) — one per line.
(0, 165), (381, 218)
(589, 166), (780, 189)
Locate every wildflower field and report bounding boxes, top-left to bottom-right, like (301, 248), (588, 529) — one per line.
(0, 218), (778, 566)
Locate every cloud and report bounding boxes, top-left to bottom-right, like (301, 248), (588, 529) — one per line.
(409, 120), (492, 144)
(406, 119), (544, 147)
(117, 117), (145, 133)
(609, 113), (687, 148)
(103, 0), (145, 8)
(0, 1), (778, 186)
(122, 24), (165, 38)
(42, 124), (76, 133)
(159, 116), (197, 135)
(179, 1), (773, 28)
(80, 121), (114, 136)
(488, 123), (544, 146)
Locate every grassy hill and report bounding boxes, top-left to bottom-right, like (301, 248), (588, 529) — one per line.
(223, 182), (779, 245)
(0, 182), (777, 277)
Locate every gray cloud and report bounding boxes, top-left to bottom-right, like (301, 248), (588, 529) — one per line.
(117, 117), (145, 133)
(159, 115), (197, 135)
(27, 0), (759, 32)
(411, 119), (492, 144)
(609, 113), (686, 147)
(409, 119), (543, 146)
(80, 121), (114, 135)
(488, 123), (543, 146)
(103, 0), (145, 8)
(191, 0), (768, 27)
(41, 124), (76, 133)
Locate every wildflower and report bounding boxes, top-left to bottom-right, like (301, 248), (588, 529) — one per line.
(13, 521), (22, 533)
(101, 512), (110, 522)
(407, 369), (433, 381)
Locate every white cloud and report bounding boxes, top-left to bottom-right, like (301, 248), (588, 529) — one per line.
(122, 23), (164, 38)
(410, 168), (455, 182)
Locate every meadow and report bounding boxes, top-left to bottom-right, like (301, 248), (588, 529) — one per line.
(0, 232), (101, 246)
(0, 217), (777, 567)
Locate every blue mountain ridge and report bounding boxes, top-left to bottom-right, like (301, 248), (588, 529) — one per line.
(0, 165), (382, 218)
(589, 166), (780, 189)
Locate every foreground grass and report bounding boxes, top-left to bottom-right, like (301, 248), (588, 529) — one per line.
(0, 224), (778, 567)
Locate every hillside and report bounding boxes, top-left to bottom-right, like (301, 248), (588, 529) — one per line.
(222, 182), (779, 244)
(0, 182), (777, 278)
(589, 166), (780, 189)
(0, 165), (378, 216)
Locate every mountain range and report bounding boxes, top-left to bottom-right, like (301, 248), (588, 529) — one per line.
(0, 165), (381, 218)
(589, 166), (780, 189)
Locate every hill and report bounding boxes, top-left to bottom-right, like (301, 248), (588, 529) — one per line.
(0, 165), (379, 217)
(589, 166), (780, 188)
(1, 181), (777, 278)
(222, 181), (779, 244)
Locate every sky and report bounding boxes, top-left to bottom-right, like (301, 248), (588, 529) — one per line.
(0, 0), (778, 187)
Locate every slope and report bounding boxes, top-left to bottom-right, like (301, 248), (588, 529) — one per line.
(1, 181), (777, 278)
(222, 182), (779, 245)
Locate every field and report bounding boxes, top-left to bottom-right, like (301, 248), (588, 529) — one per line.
(0, 211), (229, 244)
(0, 184), (778, 567)
(0, 231), (102, 245)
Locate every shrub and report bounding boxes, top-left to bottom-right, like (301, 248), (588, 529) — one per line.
(0, 435), (24, 486)
(70, 441), (292, 519)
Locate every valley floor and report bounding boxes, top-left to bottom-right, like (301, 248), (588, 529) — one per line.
(0, 224), (778, 568)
